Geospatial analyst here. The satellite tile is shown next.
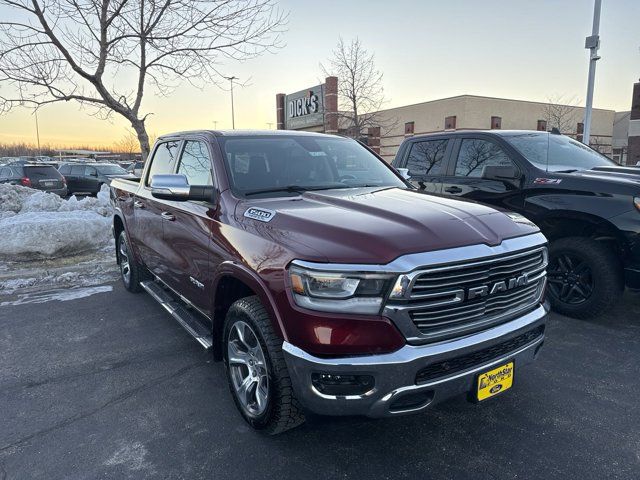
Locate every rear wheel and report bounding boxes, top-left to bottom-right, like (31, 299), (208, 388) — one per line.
(546, 237), (623, 318)
(117, 230), (144, 293)
(223, 296), (305, 434)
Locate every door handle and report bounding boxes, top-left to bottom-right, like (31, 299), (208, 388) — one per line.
(161, 211), (176, 221)
(444, 186), (463, 194)
(134, 200), (145, 208)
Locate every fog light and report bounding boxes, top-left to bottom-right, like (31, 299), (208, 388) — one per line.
(311, 373), (374, 396)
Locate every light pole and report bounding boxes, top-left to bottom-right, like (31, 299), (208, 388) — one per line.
(224, 76), (238, 129)
(213, 120), (218, 129)
(34, 110), (41, 156)
(583, 0), (602, 146)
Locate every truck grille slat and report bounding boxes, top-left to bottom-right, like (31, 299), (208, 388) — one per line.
(399, 246), (547, 341)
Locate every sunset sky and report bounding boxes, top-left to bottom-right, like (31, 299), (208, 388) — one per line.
(1, 0), (639, 148)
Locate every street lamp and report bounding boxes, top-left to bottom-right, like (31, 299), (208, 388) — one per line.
(224, 76), (238, 129)
(583, 0), (602, 146)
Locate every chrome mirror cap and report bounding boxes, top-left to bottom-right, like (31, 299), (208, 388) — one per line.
(150, 174), (190, 199)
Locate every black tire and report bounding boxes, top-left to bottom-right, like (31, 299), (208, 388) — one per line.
(223, 296), (305, 434)
(547, 237), (623, 319)
(117, 230), (144, 293)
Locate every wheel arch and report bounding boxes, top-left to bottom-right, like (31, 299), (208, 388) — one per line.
(535, 210), (628, 259)
(211, 262), (286, 361)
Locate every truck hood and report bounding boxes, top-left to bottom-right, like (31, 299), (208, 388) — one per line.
(235, 187), (539, 264)
(569, 169), (640, 186)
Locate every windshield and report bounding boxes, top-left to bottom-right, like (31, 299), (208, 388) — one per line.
(97, 165), (127, 175)
(504, 132), (615, 172)
(220, 135), (405, 196)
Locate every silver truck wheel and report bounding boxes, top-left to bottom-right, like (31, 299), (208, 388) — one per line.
(227, 321), (269, 417)
(117, 230), (144, 293)
(119, 235), (131, 286)
(223, 296), (305, 434)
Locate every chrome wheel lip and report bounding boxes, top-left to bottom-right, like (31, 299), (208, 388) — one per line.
(227, 320), (269, 418)
(119, 234), (131, 285)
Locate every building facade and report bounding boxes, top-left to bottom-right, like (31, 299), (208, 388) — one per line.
(276, 82), (633, 163)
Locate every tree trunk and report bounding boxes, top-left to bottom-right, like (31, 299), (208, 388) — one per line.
(131, 118), (151, 160)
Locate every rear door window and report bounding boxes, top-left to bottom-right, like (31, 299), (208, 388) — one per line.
(146, 141), (180, 186)
(177, 141), (213, 185)
(71, 165), (85, 175)
(84, 166), (97, 176)
(406, 140), (448, 176)
(58, 164), (70, 174)
(454, 139), (515, 177)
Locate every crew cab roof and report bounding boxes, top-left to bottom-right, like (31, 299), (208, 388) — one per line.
(157, 129), (340, 141)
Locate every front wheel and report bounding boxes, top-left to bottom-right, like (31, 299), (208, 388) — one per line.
(546, 237), (623, 319)
(223, 296), (305, 434)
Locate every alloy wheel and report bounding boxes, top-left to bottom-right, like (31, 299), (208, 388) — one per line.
(119, 234), (131, 285)
(227, 321), (269, 417)
(547, 253), (593, 305)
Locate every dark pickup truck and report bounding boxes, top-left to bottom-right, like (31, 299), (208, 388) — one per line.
(393, 130), (640, 319)
(110, 130), (549, 434)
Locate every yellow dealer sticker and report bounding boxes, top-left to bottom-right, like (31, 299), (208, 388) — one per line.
(477, 362), (514, 401)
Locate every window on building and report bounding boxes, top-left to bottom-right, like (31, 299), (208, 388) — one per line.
(445, 116), (457, 130)
(406, 139), (448, 176)
(177, 141), (213, 185)
(491, 116), (502, 129)
(404, 121), (415, 136)
(146, 141), (180, 186)
(537, 120), (547, 131)
(454, 139), (515, 177)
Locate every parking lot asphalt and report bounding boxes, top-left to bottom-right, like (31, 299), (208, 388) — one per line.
(0, 282), (639, 480)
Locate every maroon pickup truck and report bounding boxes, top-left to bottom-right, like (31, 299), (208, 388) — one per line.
(110, 130), (549, 434)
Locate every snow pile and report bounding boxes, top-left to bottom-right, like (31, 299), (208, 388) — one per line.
(0, 184), (114, 259)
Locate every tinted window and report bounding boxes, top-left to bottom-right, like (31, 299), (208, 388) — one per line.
(177, 141), (213, 185)
(455, 139), (514, 177)
(84, 166), (97, 176)
(97, 165), (127, 175)
(221, 136), (405, 196)
(0, 167), (11, 177)
(71, 165), (85, 175)
(23, 165), (63, 180)
(58, 164), (70, 174)
(406, 140), (447, 176)
(503, 132), (615, 172)
(146, 141), (179, 186)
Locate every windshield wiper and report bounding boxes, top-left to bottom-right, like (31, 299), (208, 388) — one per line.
(554, 169), (578, 173)
(243, 184), (346, 196)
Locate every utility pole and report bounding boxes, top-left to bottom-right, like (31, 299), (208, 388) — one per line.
(224, 76), (238, 129)
(213, 120), (218, 129)
(583, 0), (602, 146)
(34, 110), (41, 156)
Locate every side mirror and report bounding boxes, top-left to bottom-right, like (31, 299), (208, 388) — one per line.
(396, 167), (411, 180)
(482, 165), (520, 180)
(150, 174), (215, 202)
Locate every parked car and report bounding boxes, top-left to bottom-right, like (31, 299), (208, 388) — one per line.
(58, 162), (132, 195)
(392, 130), (640, 319)
(111, 130), (549, 434)
(125, 161), (145, 176)
(0, 163), (67, 196)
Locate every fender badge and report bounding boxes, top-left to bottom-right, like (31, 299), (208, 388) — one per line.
(534, 177), (562, 185)
(244, 207), (276, 222)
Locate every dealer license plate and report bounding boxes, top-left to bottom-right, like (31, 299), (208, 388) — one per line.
(476, 361), (514, 401)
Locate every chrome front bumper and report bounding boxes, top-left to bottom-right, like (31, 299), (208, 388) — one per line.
(283, 303), (548, 418)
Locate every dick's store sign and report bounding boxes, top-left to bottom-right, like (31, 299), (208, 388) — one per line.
(285, 84), (325, 129)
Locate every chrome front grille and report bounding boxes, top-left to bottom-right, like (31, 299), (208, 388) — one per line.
(395, 246), (547, 341)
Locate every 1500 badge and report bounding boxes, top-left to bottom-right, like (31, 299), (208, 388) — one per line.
(244, 207), (276, 222)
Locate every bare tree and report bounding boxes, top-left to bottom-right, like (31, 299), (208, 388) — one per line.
(543, 95), (581, 134)
(321, 37), (392, 139)
(0, 0), (286, 159)
(114, 130), (140, 157)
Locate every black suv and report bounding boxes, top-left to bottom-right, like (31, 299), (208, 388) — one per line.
(0, 163), (67, 196)
(393, 130), (640, 318)
(58, 162), (130, 195)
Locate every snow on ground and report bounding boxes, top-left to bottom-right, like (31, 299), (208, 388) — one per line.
(0, 184), (119, 297)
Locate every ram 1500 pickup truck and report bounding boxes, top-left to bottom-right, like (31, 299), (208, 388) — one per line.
(111, 130), (549, 434)
(393, 130), (640, 319)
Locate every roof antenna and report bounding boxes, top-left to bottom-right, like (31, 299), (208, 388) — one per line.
(550, 127), (561, 135)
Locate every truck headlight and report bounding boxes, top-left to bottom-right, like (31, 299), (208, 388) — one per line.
(289, 265), (394, 314)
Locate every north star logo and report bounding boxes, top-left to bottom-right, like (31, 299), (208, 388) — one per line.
(466, 273), (528, 300)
